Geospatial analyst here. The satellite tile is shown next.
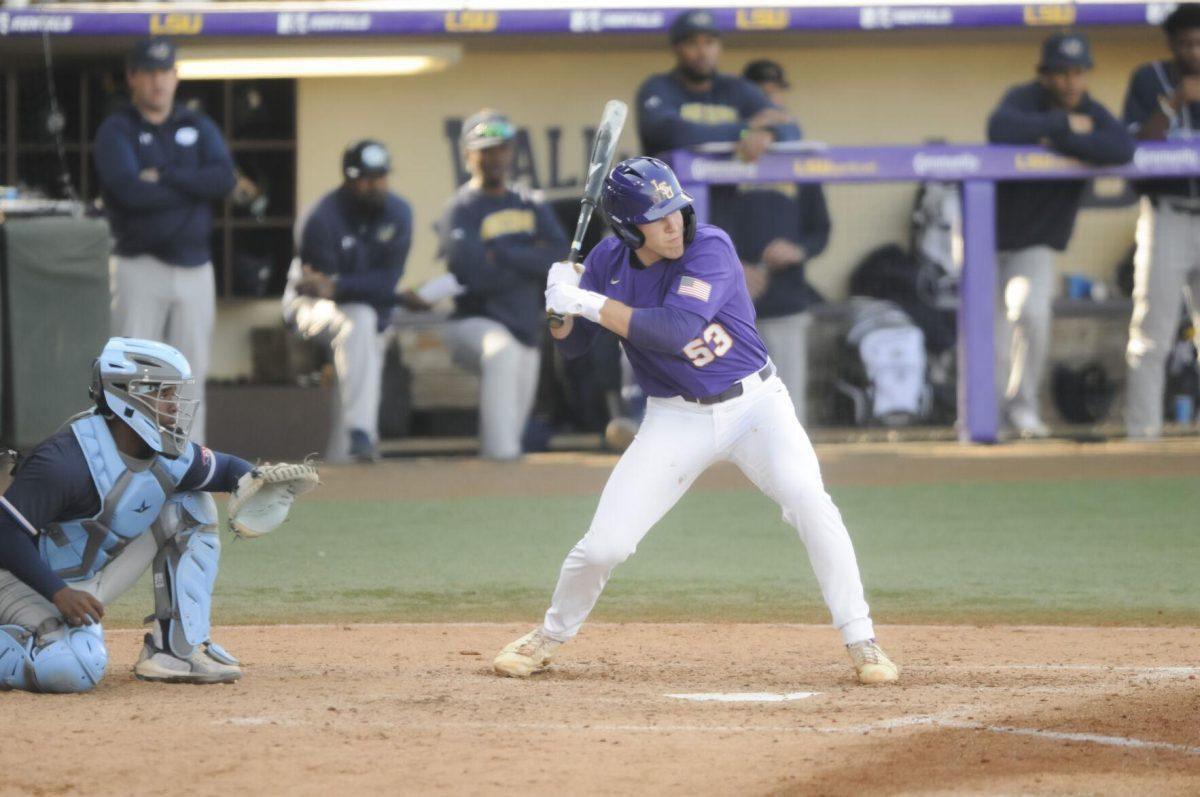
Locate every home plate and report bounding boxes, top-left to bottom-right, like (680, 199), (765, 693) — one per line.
(666, 692), (821, 703)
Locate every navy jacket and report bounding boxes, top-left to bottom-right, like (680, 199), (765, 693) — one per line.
(438, 184), (568, 347)
(300, 187), (413, 329)
(1123, 60), (1200, 200)
(988, 82), (1134, 251)
(636, 70), (776, 156)
(93, 104), (235, 266)
(720, 123), (830, 318)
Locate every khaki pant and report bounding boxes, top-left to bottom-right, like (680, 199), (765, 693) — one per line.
(110, 254), (215, 444)
(757, 311), (813, 425)
(1127, 198), (1200, 439)
(443, 317), (540, 461)
(286, 297), (388, 460)
(996, 246), (1056, 422)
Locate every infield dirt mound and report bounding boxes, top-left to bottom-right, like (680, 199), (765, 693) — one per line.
(3, 623), (1197, 796)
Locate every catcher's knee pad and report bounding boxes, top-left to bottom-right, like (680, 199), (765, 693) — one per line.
(1, 624), (108, 693)
(152, 492), (221, 658)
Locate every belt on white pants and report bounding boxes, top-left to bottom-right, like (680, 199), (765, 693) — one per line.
(681, 361), (775, 405)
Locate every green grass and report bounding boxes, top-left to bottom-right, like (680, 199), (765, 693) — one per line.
(101, 476), (1200, 628)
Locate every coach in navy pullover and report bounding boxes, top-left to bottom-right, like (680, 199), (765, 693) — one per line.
(636, 9), (789, 159)
(441, 185), (566, 347)
(299, 181), (413, 331)
(94, 61), (235, 266)
(988, 46), (1134, 251)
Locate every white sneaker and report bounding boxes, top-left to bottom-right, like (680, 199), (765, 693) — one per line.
(1007, 407), (1050, 439)
(134, 633), (242, 684)
(493, 629), (562, 678)
(847, 639), (900, 685)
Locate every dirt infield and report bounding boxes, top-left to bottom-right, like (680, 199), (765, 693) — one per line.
(3, 623), (1197, 796)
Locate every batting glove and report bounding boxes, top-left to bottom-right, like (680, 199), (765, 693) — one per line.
(547, 260), (583, 290)
(545, 283), (606, 323)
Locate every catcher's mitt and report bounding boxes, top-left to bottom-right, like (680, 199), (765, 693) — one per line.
(227, 461), (320, 539)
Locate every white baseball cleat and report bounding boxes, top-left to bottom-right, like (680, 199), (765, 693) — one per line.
(134, 633), (242, 685)
(847, 639), (900, 685)
(493, 629), (562, 678)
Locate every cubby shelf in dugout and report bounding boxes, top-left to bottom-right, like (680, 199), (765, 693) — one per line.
(1, 64), (297, 298)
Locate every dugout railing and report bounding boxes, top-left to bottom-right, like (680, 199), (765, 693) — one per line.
(667, 141), (1200, 443)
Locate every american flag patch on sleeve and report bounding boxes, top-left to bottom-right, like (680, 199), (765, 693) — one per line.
(677, 276), (713, 302)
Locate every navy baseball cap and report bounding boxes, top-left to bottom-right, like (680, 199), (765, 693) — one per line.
(669, 9), (720, 44)
(460, 110), (516, 151)
(743, 59), (789, 88)
(343, 139), (391, 179)
(127, 38), (176, 72)
(1038, 33), (1093, 71)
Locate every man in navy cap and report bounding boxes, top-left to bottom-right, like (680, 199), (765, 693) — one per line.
(987, 32), (1133, 437)
(94, 37), (236, 445)
(636, 9), (790, 161)
(283, 139), (413, 463)
(734, 58), (830, 424)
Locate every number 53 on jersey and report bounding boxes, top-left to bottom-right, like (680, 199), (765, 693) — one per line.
(683, 323), (734, 367)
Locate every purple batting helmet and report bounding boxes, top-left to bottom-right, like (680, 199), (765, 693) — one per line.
(601, 156), (696, 250)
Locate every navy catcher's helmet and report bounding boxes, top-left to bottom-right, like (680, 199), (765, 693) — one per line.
(601, 157), (696, 250)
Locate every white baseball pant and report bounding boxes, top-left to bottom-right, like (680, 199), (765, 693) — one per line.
(1127, 198), (1200, 439)
(996, 246), (1056, 423)
(541, 368), (876, 646)
(757, 311), (813, 425)
(286, 297), (388, 456)
(110, 254), (215, 444)
(442, 317), (540, 461)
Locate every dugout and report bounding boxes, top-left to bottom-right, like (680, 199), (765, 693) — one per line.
(0, 3), (1174, 440)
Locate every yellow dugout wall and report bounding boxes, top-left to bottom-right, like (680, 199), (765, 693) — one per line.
(219, 26), (1163, 377)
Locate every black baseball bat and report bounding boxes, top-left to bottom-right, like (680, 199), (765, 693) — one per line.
(547, 99), (628, 329)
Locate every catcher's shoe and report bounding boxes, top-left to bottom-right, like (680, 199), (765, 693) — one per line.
(493, 629), (562, 678)
(847, 639), (899, 685)
(134, 633), (242, 685)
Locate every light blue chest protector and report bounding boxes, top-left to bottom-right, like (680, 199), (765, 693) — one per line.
(38, 415), (194, 582)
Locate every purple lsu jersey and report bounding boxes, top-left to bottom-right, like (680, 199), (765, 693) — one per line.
(580, 224), (769, 399)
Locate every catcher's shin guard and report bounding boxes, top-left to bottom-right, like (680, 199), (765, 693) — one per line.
(149, 492), (221, 659)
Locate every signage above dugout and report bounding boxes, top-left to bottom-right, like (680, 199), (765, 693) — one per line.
(0, 2), (1181, 39)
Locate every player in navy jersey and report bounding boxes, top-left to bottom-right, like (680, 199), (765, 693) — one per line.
(493, 158), (898, 685)
(0, 338), (308, 692)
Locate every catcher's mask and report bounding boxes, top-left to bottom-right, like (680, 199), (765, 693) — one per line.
(90, 337), (198, 459)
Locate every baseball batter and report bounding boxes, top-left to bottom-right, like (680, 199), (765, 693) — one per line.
(0, 338), (316, 692)
(493, 158), (898, 685)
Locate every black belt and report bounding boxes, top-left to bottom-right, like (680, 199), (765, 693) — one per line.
(682, 363), (773, 405)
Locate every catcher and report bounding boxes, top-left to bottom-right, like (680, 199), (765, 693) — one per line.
(0, 337), (318, 692)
